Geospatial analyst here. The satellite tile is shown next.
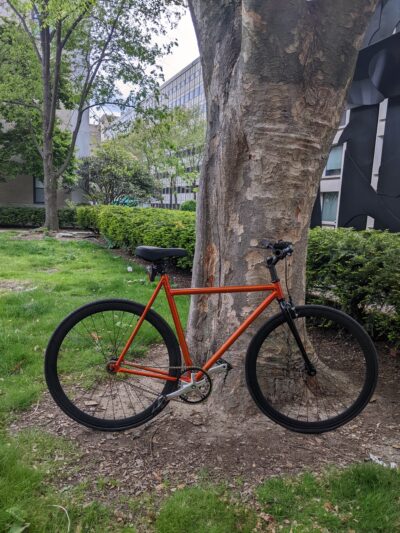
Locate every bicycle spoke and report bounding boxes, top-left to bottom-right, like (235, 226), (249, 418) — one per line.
(52, 304), (176, 428)
(254, 311), (371, 426)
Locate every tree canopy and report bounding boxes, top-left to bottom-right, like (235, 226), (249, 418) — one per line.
(0, 0), (184, 228)
(78, 141), (154, 205)
(0, 120), (76, 184)
(125, 106), (205, 206)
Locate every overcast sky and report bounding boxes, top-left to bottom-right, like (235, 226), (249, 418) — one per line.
(160, 8), (199, 81)
(110, 8), (199, 114)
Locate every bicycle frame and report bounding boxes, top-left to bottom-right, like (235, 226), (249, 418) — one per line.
(112, 275), (285, 382)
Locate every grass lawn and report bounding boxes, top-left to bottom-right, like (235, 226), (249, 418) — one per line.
(0, 232), (190, 420)
(0, 231), (399, 532)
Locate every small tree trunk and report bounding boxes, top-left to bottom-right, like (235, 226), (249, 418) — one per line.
(174, 178), (178, 209)
(43, 141), (59, 231)
(169, 177), (173, 209)
(41, 25), (59, 232)
(187, 0), (379, 417)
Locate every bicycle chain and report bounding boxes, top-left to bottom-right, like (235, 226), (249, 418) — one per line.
(120, 364), (210, 405)
(120, 360), (232, 405)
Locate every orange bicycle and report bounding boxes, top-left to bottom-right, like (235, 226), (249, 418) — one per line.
(45, 241), (378, 434)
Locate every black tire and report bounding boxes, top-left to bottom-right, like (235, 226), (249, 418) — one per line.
(45, 299), (181, 431)
(245, 305), (378, 434)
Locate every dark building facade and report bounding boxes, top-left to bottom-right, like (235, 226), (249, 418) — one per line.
(314, 0), (400, 231)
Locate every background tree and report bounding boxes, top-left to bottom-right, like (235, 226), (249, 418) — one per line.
(0, 119), (76, 185)
(125, 109), (172, 206)
(170, 106), (205, 201)
(126, 106), (205, 207)
(0, 0), (183, 229)
(78, 141), (154, 205)
(187, 0), (380, 413)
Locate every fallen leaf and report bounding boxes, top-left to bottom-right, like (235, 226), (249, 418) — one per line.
(259, 512), (275, 523)
(324, 501), (335, 512)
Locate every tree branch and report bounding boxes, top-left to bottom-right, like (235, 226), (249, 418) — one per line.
(55, 2), (127, 179)
(6, 0), (42, 63)
(61, 10), (88, 50)
(81, 101), (136, 113)
(0, 99), (41, 110)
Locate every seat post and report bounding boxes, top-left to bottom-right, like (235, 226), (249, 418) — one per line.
(148, 260), (166, 282)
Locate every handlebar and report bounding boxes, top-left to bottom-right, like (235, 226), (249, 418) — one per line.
(258, 240), (293, 266)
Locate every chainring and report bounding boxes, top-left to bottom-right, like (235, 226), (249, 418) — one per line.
(178, 366), (212, 404)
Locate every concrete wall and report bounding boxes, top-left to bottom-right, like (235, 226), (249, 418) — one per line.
(0, 175), (69, 207)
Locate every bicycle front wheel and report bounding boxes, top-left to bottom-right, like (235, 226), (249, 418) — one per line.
(245, 305), (378, 433)
(45, 299), (181, 431)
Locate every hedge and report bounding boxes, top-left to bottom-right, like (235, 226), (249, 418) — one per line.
(180, 200), (196, 212)
(0, 206), (77, 228)
(307, 227), (400, 347)
(77, 205), (195, 269)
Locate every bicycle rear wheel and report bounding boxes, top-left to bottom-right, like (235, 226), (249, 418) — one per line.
(45, 299), (181, 431)
(245, 305), (378, 433)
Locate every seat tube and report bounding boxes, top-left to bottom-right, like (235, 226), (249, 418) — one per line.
(163, 276), (192, 366)
(114, 277), (164, 368)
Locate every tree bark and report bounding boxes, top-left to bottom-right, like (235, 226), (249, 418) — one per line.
(41, 24), (60, 232)
(187, 0), (379, 414)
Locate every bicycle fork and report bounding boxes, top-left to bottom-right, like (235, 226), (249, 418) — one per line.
(280, 301), (317, 376)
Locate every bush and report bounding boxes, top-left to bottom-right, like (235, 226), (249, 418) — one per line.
(180, 200), (196, 212)
(0, 207), (45, 227)
(76, 205), (102, 232)
(93, 205), (195, 269)
(58, 208), (77, 228)
(0, 207), (77, 228)
(307, 228), (400, 346)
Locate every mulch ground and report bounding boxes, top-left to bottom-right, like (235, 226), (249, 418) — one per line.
(10, 336), (400, 505)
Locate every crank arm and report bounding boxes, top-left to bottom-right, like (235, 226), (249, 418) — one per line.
(208, 363), (229, 376)
(165, 377), (207, 400)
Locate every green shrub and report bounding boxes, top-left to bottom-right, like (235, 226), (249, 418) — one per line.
(180, 199), (196, 212)
(0, 207), (45, 227)
(58, 208), (77, 228)
(307, 228), (400, 346)
(76, 205), (102, 231)
(0, 206), (77, 228)
(95, 205), (195, 269)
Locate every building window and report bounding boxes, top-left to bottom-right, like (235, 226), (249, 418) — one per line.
(321, 192), (338, 222)
(324, 145), (343, 176)
(34, 178), (44, 204)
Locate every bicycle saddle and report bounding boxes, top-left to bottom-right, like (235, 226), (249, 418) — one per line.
(135, 246), (187, 262)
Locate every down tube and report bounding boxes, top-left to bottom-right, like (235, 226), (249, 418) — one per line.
(203, 290), (279, 371)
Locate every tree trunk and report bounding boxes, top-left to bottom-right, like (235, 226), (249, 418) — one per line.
(43, 143), (59, 231)
(187, 0), (379, 415)
(169, 176), (173, 209)
(174, 178), (178, 209)
(41, 25), (59, 232)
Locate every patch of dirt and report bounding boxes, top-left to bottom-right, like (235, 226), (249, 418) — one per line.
(0, 280), (36, 293)
(9, 229), (99, 242)
(9, 343), (400, 505)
